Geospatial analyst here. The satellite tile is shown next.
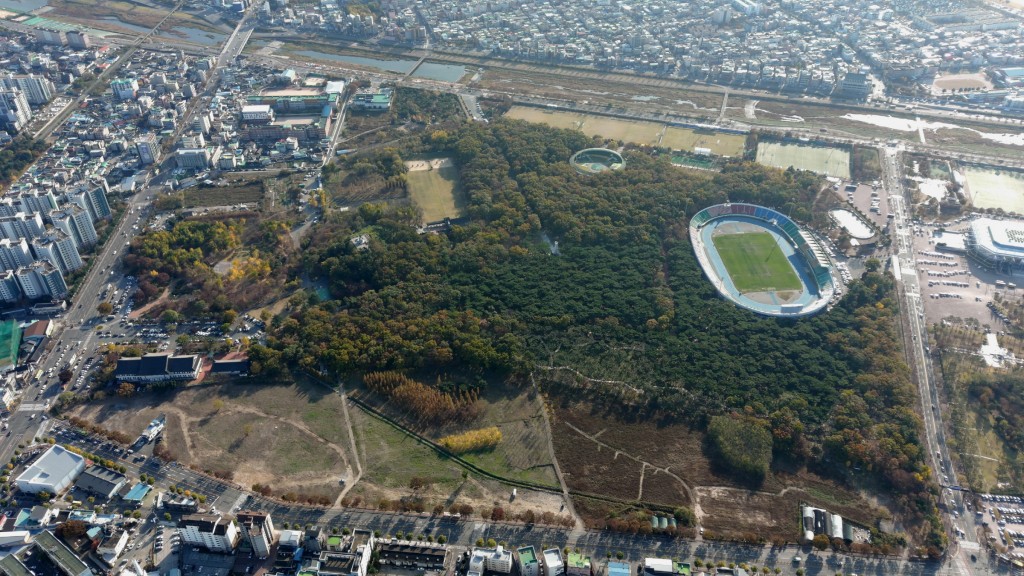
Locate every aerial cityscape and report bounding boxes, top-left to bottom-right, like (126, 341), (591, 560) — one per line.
(0, 0), (1018, 575)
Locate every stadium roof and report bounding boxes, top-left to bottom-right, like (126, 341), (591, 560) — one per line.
(970, 218), (1024, 261)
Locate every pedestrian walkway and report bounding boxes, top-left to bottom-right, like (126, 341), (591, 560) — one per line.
(17, 403), (45, 411)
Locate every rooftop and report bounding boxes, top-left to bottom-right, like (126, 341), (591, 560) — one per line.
(34, 530), (92, 576)
(517, 547), (537, 564)
(567, 553), (590, 569)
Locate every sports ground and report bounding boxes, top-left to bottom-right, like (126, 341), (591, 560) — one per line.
(756, 142), (850, 179)
(713, 232), (802, 293)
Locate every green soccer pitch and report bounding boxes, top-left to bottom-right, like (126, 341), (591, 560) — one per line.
(712, 231), (803, 293)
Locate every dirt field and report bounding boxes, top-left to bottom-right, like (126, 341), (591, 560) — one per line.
(661, 127), (746, 157)
(72, 380), (356, 500)
(550, 401), (883, 539)
(183, 182), (263, 208)
(579, 116), (663, 145)
(505, 106), (587, 130)
(932, 73), (993, 92)
(405, 159), (464, 223)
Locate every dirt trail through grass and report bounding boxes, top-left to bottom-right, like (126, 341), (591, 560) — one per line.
(561, 420), (703, 523)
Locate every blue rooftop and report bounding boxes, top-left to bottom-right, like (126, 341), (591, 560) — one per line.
(124, 483), (152, 501)
(609, 562), (631, 576)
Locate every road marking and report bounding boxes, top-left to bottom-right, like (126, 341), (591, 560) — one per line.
(17, 403), (46, 411)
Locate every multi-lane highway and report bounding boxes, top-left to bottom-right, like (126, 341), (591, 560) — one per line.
(884, 147), (986, 576)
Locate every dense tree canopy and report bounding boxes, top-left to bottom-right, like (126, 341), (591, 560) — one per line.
(266, 119), (939, 547)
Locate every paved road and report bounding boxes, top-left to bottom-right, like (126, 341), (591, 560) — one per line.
(884, 147), (987, 576)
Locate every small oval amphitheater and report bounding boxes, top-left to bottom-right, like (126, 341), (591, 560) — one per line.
(689, 203), (836, 317)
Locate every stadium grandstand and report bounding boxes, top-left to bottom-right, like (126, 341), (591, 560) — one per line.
(966, 218), (1024, 274)
(689, 203), (836, 317)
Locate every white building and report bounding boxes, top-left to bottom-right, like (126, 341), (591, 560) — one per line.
(111, 78), (139, 101)
(66, 181), (112, 221)
(175, 146), (222, 170)
(180, 514), (239, 553)
(542, 549), (564, 576)
(14, 261), (67, 300)
(14, 445), (86, 494)
(241, 104), (274, 122)
(471, 546), (513, 574)
(2, 74), (56, 105)
(98, 529), (130, 565)
(0, 271), (18, 303)
(0, 89), (31, 133)
(31, 231), (83, 275)
(0, 212), (44, 241)
(237, 511), (276, 559)
(0, 238), (33, 271)
(50, 205), (98, 249)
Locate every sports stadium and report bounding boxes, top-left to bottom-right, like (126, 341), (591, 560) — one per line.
(689, 203), (836, 317)
(966, 218), (1024, 273)
(570, 148), (625, 175)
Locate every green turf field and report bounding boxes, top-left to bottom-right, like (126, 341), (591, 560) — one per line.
(712, 232), (802, 293)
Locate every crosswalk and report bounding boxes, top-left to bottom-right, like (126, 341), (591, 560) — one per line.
(17, 403), (46, 412)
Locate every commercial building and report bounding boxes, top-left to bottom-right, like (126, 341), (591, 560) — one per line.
(175, 146), (222, 170)
(75, 465), (128, 499)
(376, 540), (447, 571)
(543, 549), (564, 576)
(0, 89), (31, 133)
(15, 445), (86, 494)
(115, 353), (202, 383)
(236, 511), (276, 559)
(518, 547), (539, 576)
(967, 218), (1024, 273)
(135, 133), (161, 166)
(179, 514), (239, 553)
(350, 88), (393, 111)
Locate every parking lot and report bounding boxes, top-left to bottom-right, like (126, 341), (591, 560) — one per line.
(911, 216), (1024, 327)
(979, 493), (1024, 560)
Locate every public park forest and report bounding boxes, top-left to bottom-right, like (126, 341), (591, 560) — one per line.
(262, 119), (942, 550)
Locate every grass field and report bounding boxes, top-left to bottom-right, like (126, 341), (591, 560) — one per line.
(505, 106), (747, 154)
(579, 116), (663, 145)
(713, 232), (802, 293)
(964, 166), (1024, 213)
(756, 142), (851, 178)
(505, 106), (587, 130)
(405, 160), (464, 223)
(662, 127), (746, 157)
